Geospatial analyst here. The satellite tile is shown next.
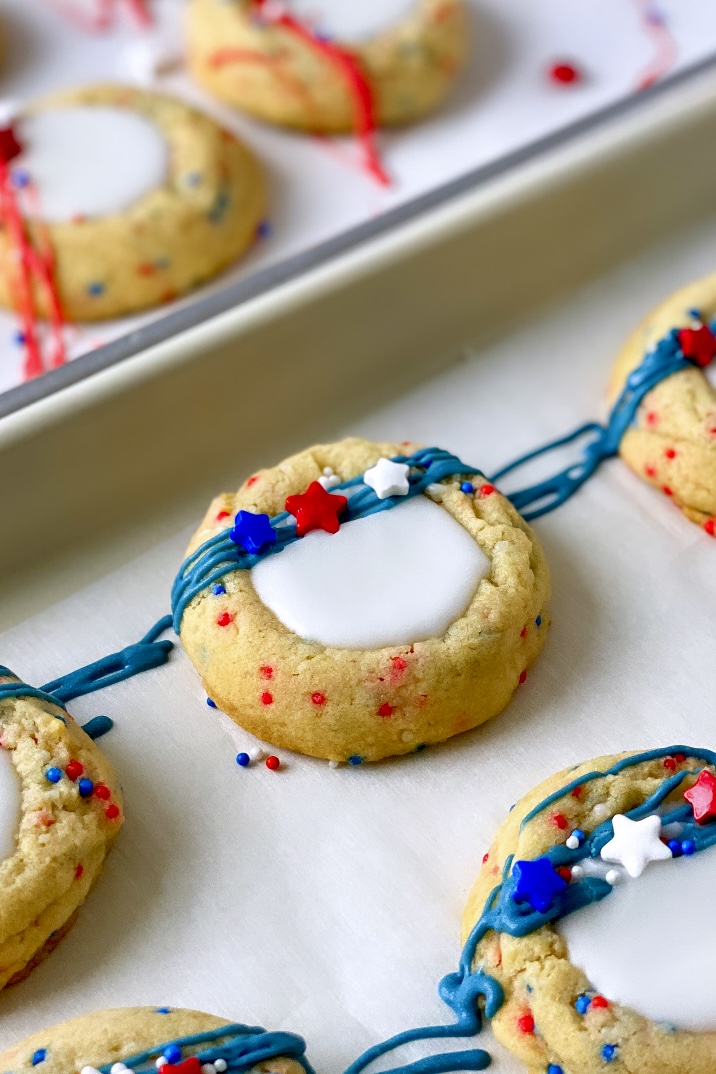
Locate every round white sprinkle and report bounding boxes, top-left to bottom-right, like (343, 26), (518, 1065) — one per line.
(591, 803), (609, 820)
(82, 1067), (101, 1074)
(606, 869), (621, 886)
(318, 473), (341, 490)
(426, 483), (443, 495)
(566, 835), (580, 851)
(328, 760), (340, 769)
(322, 467), (334, 476)
(214, 1061), (228, 1072)
(201, 1065), (216, 1074)
(570, 865), (584, 880)
(112, 1065), (130, 1074)
(401, 731), (414, 743)
(156, 1059), (168, 1069)
(248, 746), (266, 762)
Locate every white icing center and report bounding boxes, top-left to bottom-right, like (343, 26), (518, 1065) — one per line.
(15, 107), (168, 222)
(251, 495), (490, 650)
(287, 0), (416, 41)
(0, 748), (21, 863)
(559, 849), (716, 1031)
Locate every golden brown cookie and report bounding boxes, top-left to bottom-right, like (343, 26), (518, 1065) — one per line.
(0, 84), (265, 321)
(0, 1007), (311, 1074)
(186, 0), (467, 132)
(0, 668), (122, 990)
(462, 746), (716, 1073)
(608, 273), (716, 532)
(172, 438), (550, 763)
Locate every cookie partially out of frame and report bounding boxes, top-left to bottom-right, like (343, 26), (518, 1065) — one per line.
(0, 84), (265, 321)
(0, 668), (122, 989)
(608, 273), (716, 530)
(174, 438), (550, 763)
(186, 0), (468, 132)
(0, 1007), (311, 1074)
(463, 746), (716, 1073)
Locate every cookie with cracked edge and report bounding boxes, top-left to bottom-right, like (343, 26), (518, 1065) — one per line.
(608, 272), (716, 530)
(175, 437), (550, 763)
(0, 668), (123, 990)
(185, 0), (468, 132)
(463, 747), (716, 1073)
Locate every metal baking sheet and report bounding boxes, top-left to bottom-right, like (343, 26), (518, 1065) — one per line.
(1, 0), (716, 408)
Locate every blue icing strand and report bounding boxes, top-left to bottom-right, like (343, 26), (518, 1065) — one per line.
(491, 322), (712, 520)
(97, 1023), (314, 1074)
(171, 448), (481, 633)
(343, 746), (716, 1074)
(0, 616), (174, 726)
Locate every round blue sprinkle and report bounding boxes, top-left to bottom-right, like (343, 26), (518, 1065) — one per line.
(163, 1045), (182, 1065)
(415, 743), (427, 752)
(45, 767), (62, 784)
(681, 839), (696, 856)
(667, 839), (682, 857)
(601, 1044), (618, 1062)
(257, 219), (272, 239)
(460, 482), (474, 494)
(185, 172), (202, 187)
(547, 1067), (564, 1074)
(211, 584), (226, 596)
(87, 282), (105, 297)
(11, 169), (30, 189)
(78, 778), (94, 798)
(689, 307), (702, 320)
(31, 1051), (47, 1066)
(207, 698), (217, 709)
(535, 615), (543, 627)
(575, 994), (591, 1015)
(348, 755), (364, 766)
(572, 828), (585, 844)
(13, 330), (25, 345)
(236, 753), (251, 767)
(155, 1008), (171, 1014)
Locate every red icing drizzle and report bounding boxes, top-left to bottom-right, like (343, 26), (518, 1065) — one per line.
(215, 0), (390, 186)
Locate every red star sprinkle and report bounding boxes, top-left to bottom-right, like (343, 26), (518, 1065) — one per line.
(678, 325), (716, 368)
(684, 769), (716, 823)
(286, 481), (348, 537)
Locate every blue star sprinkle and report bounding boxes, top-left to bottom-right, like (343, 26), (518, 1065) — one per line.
(511, 857), (567, 913)
(229, 511), (277, 554)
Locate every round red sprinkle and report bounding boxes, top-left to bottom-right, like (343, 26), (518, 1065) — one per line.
(260, 665), (274, 680)
(646, 410), (659, 427)
(105, 804), (120, 820)
(590, 996), (609, 1010)
(266, 755), (280, 771)
(74, 864), (84, 879)
(247, 475), (259, 487)
(65, 760), (84, 782)
(260, 691), (273, 706)
(312, 692), (327, 706)
(216, 510), (230, 522)
(517, 1014), (535, 1034)
(665, 448), (676, 459)
(556, 866), (572, 883)
(94, 783), (111, 800)
(663, 485), (673, 497)
(216, 611), (234, 627)
(482, 852), (489, 864)
(520, 626), (527, 638)
(664, 757), (676, 771)
(519, 669), (527, 685)
(378, 703), (395, 717)
(479, 484), (495, 497)
(674, 752), (686, 763)
(705, 519), (716, 537)
(552, 813), (568, 830)
(645, 464), (656, 478)
(571, 785), (583, 798)
(549, 61), (581, 84)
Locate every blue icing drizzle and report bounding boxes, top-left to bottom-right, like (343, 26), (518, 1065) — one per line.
(342, 746), (716, 1074)
(171, 447), (481, 633)
(0, 616), (174, 727)
(97, 1022), (314, 1074)
(491, 320), (714, 520)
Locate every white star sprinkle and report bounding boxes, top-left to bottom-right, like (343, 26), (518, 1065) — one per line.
(363, 459), (410, 500)
(600, 814), (672, 878)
